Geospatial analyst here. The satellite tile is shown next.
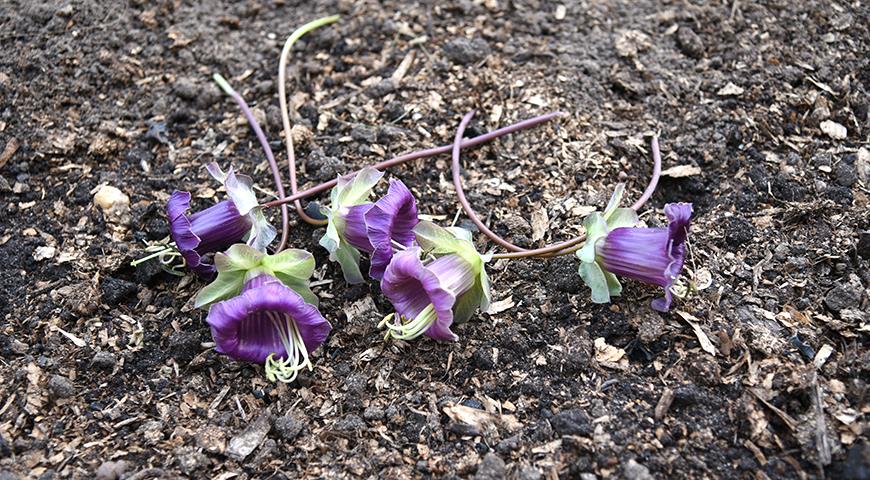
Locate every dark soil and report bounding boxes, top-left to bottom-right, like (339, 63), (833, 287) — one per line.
(1, 1), (868, 479)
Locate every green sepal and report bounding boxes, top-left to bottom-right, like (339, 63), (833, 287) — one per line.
(319, 215), (364, 284)
(605, 207), (639, 230)
(332, 166), (383, 208)
(194, 269), (246, 309)
(578, 261), (611, 304)
(194, 244), (319, 309)
(603, 269), (622, 297)
(603, 183), (626, 220)
(577, 213), (608, 263)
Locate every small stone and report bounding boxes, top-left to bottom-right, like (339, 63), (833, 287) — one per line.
(474, 453), (506, 480)
(93, 185), (130, 211)
(367, 78), (397, 98)
(717, 82), (744, 96)
(515, 465), (544, 480)
(33, 246), (56, 262)
(841, 442), (870, 480)
(227, 412), (272, 461)
(825, 283), (862, 312)
(363, 406), (385, 422)
(442, 37), (491, 65)
(47, 375), (74, 399)
(820, 120), (848, 140)
(175, 447), (210, 475)
(91, 351), (117, 370)
(550, 409), (592, 436)
(95, 460), (128, 480)
(350, 126), (377, 144)
(624, 458), (654, 480)
(137, 420), (165, 445)
(835, 163), (857, 187)
(274, 412), (304, 441)
(676, 27), (705, 58)
(857, 232), (870, 260)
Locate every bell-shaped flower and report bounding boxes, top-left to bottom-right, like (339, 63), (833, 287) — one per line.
(576, 184), (693, 312)
(158, 163), (276, 277)
(319, 167), (419, 283)
(364, 179), (419, 280)
(206, 273), (331, 383)
(379, 221), (491, 341)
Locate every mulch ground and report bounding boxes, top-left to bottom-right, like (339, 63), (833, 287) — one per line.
(0, 1), (868, 479)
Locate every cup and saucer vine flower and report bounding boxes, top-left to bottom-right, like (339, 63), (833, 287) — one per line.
(576, 184), (693, 312)
(378, 221), (492, 342)
(195, 244), (328, 383)
(319, 166), (419, 283)
(132, 162), (277, 278)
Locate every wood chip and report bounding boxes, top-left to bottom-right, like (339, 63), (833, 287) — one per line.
(676, 311), (718, 356)
(661, 165), (701, 178)
(654, 387), (674, 421)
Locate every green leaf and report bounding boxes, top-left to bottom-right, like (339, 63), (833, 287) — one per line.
(603, 183), (626, 219)
(262, 248), (315, 280)
(445, 226), (473, 242)
(194, 270), (246, 308)
(414, 221), (465, 254)
(273, 273), (319, 307)
(453, 279), (483, 324)
(217, 244), (264, 272)
(605, 207), (638, 230)
(577, 213), (608, 263)
(578, 261), (611, 304)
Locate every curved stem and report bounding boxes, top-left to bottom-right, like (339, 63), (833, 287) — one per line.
(262, 112), (564, 209)
(213, 73), (291, 251)
(489, 135), (663, 260)
(278, 15), (340, 227)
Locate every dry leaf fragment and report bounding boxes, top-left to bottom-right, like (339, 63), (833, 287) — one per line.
(487, 296), (515, 315)
(661, 165), (702, 178)
(717, 82), (744, 96)
(593, 337), (626, 363)
(813, 344), (834, 369)
(530, 206), (549, 242)
(676, 310), (718, 356)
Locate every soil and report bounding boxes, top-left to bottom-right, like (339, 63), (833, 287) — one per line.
(1, 1), (868, 479)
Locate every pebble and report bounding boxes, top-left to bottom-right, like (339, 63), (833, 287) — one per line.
(623, 459), (654, 480)
(90, 351), (117, 371)
(93, 185), (129, 211)
(47, 375), (75, 399)
(137, 420), (165, 445)
(350, 126), (377, 144)
(442, 37), (491, 65)
(676, 27), (705, 58)
(94, 460), (127, 480)
(474, 453), (506, 480)
(857, 232), (870, 260)
(227, 412), (272, 461)
(824, 281), (862, 312)
(550, 408), (592, 436)
(175, 447), (210, 474)
(274, 412), (304, 441)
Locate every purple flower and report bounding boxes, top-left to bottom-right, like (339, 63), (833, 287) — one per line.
(379, 248), (471, 341)
(364, 180), (419, 279)
(379, 221), (491, 342)
(206, 273), (331, 383)
(167, 191), (252, 277)
(321, 168), (419, 283)
(578, 202), (693, 312)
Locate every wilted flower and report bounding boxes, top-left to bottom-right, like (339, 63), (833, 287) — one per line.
(379, 221), (491, 341)
(207, 273), (331, 383)
(136, 163), (276, 277)
(166, 192), (252, 277)
(319, 167), (418, 283)
(576, 185), (693, 312)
